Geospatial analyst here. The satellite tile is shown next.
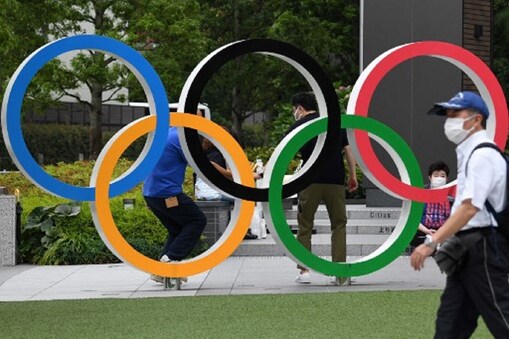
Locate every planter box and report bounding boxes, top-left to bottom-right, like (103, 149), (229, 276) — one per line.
(196, 201), (231, 246)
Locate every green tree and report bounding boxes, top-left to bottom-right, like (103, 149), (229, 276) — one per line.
(200, 0), (286, 141)
(200, 0), (359, 145)
(126, 0), (209, 104)
(1, 0), (359, 156)
(48, 0), (142, 159)
(494, 0), (509, 98)
(0, 0), (65, 114)
(268, 0), (359, 90)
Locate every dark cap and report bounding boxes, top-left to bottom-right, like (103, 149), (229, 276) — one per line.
(427, 91), (489, 118)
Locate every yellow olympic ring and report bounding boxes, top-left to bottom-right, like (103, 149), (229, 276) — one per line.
(91, 113), (255, 277)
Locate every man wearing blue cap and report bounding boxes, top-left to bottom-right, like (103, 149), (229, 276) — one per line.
(411, 91), (509, 337)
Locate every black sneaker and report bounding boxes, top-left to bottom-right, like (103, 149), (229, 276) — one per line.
(244, 229), (258, 240)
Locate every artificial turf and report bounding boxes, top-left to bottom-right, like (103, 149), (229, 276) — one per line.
(1, 290), (491, 338)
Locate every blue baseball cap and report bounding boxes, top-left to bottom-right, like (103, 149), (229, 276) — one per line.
(427, 91), (489, 118)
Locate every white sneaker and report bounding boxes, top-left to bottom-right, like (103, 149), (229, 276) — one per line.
(159, 255), (188, 283)
(295, 271), (311, 284)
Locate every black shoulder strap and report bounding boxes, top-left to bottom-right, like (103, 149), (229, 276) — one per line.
(465, 142), (506, 223)
(465, 142), (503, 177)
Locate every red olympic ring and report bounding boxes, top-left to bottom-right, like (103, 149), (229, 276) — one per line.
(349, 41), (508, 203)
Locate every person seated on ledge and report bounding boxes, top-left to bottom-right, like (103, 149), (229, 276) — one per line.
(410, 161), (453, 248)
(194, 134), (261, 239)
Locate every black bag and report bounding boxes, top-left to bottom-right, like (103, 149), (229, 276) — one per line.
(466, 143), (509, 239)
(433, 231), (484, 275)
(434, 236), (469, 276)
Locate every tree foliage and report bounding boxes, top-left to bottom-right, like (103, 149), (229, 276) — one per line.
(494, 0), (509, 99)
(126, 0), (209, 103)
(46, 0), (142, 159)
(198, 0), (359, 145)
(1, 0), (359, 151)
(0, 0), (65, 113)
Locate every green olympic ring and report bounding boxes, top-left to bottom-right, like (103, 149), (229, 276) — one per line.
(262, 114), (424, 277)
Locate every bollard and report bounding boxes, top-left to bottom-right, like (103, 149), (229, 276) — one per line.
(0, 190), (17, 266)
(15, 201), (22, 264)
(122, 198), (136, 210)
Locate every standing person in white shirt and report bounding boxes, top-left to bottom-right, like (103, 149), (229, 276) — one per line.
(411, 91), (509, 338)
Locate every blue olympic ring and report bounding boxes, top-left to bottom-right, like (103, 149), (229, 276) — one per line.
(1, 35), (169, 201)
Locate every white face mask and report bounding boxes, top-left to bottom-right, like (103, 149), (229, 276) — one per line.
(430, 176), (446, 188)
(443, 115), (476, 144)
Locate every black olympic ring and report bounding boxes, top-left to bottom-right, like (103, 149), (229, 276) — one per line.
(178, 39), (341, 202)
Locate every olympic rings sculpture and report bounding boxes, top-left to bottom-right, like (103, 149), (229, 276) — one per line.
(2, 35), (508, 278)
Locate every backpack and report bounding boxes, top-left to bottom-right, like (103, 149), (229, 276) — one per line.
(466, 142), (509, 240)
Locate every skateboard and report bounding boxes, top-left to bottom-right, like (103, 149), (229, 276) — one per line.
(163, 277), (182, 290)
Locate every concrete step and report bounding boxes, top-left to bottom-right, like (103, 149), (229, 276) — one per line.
(347, 208), (401, 220)
(232, 233), (399, 257)
(285, 219), (396, 235)
(283, 206), (401, 220)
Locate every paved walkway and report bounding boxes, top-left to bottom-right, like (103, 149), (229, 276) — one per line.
(0, 256), (445, 301)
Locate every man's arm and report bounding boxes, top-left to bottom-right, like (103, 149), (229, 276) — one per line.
(410, 199), (478, 270)
(418, 223), (435, 235)
(343, 145), (358, 192)
(211, 161), (233, 179)
(211, 161), (261, 180)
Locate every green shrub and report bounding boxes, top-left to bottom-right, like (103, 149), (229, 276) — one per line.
(21, 196), (209, 265)
(1, 160), (208, 265)
(25, 202), (82, 246)
(38, 228), (117, 265)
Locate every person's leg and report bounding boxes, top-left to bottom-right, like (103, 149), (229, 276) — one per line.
(321, 184), (347, 263)
(162, 193), (207, 260)
(463, 233), (509, 337)
(296, 184), (322, 270)
(144, 196), (181, 259)
(435, 274), (479, 338)
(144, 196), (185, 284)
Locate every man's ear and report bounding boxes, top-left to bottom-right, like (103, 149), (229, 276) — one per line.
(475, 114), (484, 127)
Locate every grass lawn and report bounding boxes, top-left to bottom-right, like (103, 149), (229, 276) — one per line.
(0, 290), (491, 338)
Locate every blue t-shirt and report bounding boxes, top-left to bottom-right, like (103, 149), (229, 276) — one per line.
(143, 127), (187, 198)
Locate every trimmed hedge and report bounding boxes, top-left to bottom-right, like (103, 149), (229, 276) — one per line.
(0, 124), (87, 169)
(0, 124), (146, 170)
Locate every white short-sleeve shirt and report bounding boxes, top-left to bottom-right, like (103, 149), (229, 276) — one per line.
(452, 130), (506, 230)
